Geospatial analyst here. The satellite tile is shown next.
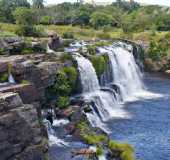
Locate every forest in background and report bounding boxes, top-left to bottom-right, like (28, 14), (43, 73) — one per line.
(1, 0), (170, 62)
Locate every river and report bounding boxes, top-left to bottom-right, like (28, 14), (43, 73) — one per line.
(109, 73), (170, 160)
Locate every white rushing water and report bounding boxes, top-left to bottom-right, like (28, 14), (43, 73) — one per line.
(43, 119), (69, 147)
(46, 44), (55, 54)
(98, 43), (162, 102)
(73, 53), (129, 131)
(74, 53), (100, 93)
(8, 73), (15, 84)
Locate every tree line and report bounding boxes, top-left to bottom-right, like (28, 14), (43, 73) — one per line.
(0, 0), (170, 33)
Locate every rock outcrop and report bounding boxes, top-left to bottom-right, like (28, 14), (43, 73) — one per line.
(0, 92), (48, 160)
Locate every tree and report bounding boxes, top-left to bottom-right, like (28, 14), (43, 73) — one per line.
(32, 0), (44, 9)
(13, 7), (35, 25)
(74, 4), (93, 26)
(13, 7), (38, 36)
(90, 12), (112, 29)
(0, 0), (30, 22)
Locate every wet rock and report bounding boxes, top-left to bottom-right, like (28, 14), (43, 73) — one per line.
(165, 70), (170, 75)
(56, 105), (80, 119)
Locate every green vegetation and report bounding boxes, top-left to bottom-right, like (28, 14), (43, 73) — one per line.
(21, 79), (30, 84)
(76, 119), (108, 145)
(56, 96), (70, 109)
(0, 0), (170, 40)
(90, 55), (108, 77)
(46, 65), (78, 109)
(75, 119), (134, 160)
(148, 40), (167, 61)
(0, 73), (8, 83)
(62, 32), (74, 39)
(40, 16), (52, 25)
(96, 146), (104, 156)
(108, 140), (134, 160)
(90, 12), (112, 29)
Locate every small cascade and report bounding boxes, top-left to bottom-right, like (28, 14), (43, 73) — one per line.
(8, 73), (15, 84)
(46, 44), (55, 54)
(43, 119), (69, 147)
(73, 53), (128, 130)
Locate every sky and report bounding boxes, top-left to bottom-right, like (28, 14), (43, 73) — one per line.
(44, 0), (170, 6)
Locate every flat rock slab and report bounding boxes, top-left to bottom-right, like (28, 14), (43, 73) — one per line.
(0, 84), (39, 104)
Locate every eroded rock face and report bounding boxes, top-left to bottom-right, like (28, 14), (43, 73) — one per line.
(0, 37), (25, 55)
(0, 84), (39, 104)
(0, 92), (48, 160)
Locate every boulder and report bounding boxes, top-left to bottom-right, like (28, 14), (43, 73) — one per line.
(0, 92), (48, 160)
(0, 84), (39, 104)
(48, 32), (62, 51)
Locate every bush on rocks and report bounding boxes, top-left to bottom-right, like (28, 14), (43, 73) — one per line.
(108, 140), (134, 160)
(0, 73), (8, 83)
(62, 32), (74, 39)
(90, 55), (108, 77)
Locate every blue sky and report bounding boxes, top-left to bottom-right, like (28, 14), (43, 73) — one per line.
(44, 0), (170, 6)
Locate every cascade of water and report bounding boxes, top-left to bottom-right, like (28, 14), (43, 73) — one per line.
(98, 43), (145, 101)
(8, 73), (15, 84)
(46, 44), (55, 54)
(43, 119), (69, 147)
(74, 53), (100, 93)
(73, 53), (128, 129)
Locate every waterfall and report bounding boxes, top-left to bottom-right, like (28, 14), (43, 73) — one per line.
(8, 73), (15, 84)
(46, 44), (55, 54)
(98, 43), (145, 101)
(43, 119), (69, 147)
(73, 53), (129, 130)
(74, 53), (100, 93)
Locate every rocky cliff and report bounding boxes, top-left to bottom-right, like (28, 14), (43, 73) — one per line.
(0, 92), (48, 160)
(0, 52), (72, 160)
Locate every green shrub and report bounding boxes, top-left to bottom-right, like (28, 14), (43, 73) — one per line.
(60, 53), (73, 63)
(108, 140), (134, 160)
(0, 73), (8, 83)
(56, 96), (70, 109)
(103, 25), (113, 32)
(148, 40), (167, 61)
(96, 146), (104, 156)
(53, 71), (71, 96)
(83, 134), (107, 145)
(62, 67), (78, 92)
(48, 66), (78, 108)
(87, 45), (97, 55)
(62, 32), (74, 39)
(94, 41), (112, 47)
(40, 16), (52, 25)
(97, 32), (111, 40)
(13, 7), (36, 25)
(76, 120), (108, 145)
(121, 150), (134, 160)
(21, 48), (34, 54)
(90, 55), (108, 77)
(15, 25), (41, 37)
(21, 80), (30, 84)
